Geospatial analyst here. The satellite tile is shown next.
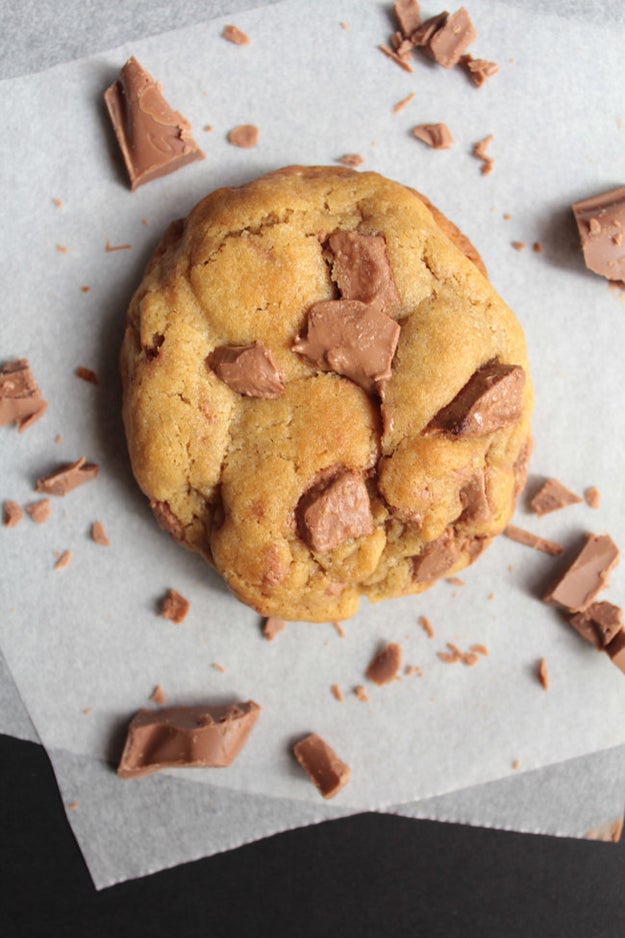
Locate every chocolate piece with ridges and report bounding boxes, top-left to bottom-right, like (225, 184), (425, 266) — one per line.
(208, 343), (285, 398)
(544, 534), (619, 613)
(104, 57), (204, 190)
(118, 701), (260, 778)
(366, 642), (403, 685)
(0, 359), (47, 431)
(328, 231), (400, 308)
(570, 601), (623, 649)
(572, 186), (625, 281)
(412, 123), (453, 150)
(426, 362), (526, 437)
(428, 7), (476, 68)
(35, 457), (99, 495)
(530, 478), (582, 517)
(298, 469), (374, 553)
(293, 732), (351, 799)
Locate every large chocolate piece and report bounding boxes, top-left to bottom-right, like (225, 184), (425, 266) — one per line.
(35, 456), (99, 495)
(298, 469), (374, 553)
(428, 7), (476, 67)
(104, 57), (204, 190)
(572, 186), (625, 281)
(0, 359), (47, 431)
(328, 231), (400, 309)
(117, 701), (260, 778)
(412, 123), (454, 150)
(570, 601), (623, 649)
(293, 732), (351, 799)
(544, 534), (619, 613)
(427, 361), (526, 437)
(394, 0), (422, 38)
(208, 343), (285, 398)
(530, 478), (582, 517)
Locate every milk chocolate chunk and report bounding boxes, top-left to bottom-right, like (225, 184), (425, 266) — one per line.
(159, 588), (190, 624)
(606, 630), (625, 674)
(572, 186), (625, 281)
(104, 57), (204, 191)
(427, 362), (525, 437)
(394, 0), (422, 38)
(530, 478), (582, 517)
(117, 701), (260, 778)
(3, 500), (23, 527)
(366, 642), (402, 685)
(292, 732), (351, 799)
(457, 472), (491, 526)
(298, 470), (374, 553)
(208, 343), (285, 398)
(412, 530), (462, 583)
(544, 534), (619, 613)
(328, 231), (400, 309)
(570, 602), (623, 649)
(35, 456), (99, 495)
(410, 11), (449, 47)
(428, 7), (476, 67)
(460, 54), (499, 87)
(227, 124), (259, 148)
(293, 299), (400, 393)
(0, 359), (47, 431)
(412, 123), (453, 150)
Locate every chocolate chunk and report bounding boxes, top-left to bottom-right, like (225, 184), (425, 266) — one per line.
(544, 534), (619, 613)
(293, 299), (400, 393)
(75, 366), (98, 384)
(159, 588), (190, 624)
(223, 24), (250, 45)
(336, 154), (364, 168)
(208, 343), (285, 398)
(262, 616), (286, 640)
(36, 457), (99, 495)
(394, 0), (422, 37)
(91, 520), (110, 546)
(25, 499), (51, 524)
(117, 701), (261, 778)
(428, 7), (476, 67)
(460, 53), (499, 87)
(412, 530), (462, 583)
(606, 630), (625, 674)
(227, 124), (259, 148)
(328, 231), (400, 308)
(504, 524), (564, 556)
(572, 186), (625, 281)
(410, 12), (448, 47)
(426, 362), (526, 437)
(457, 472), (491, 526)
(292, 733), (351, 799)
(298, 470), (374, 553)
(412, 123), (453, 150)
(0, 359), (47, 431)
(104, 57), (204, 190)
(530, 478), (582, 517)
(570, 601), (623, 649)
(366, 642), (402, 685)
(3, 500), (23, 527)
(150, 500), (186, 544)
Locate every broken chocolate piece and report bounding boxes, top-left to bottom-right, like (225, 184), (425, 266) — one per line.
(606, 630), (625, 674)
(544, 534), (619, 613)
(366, 642), (402, 685)
(572, 186), (625, 281)
(227, 124), (259, 148)
(428, 7), (476, 67)
(25, 499), (51, 524)
(472, 134), (494, 175)
(457, 472), (491, 526)
(298, 469), (374, 553)
(3, 500), (23, 527)
(36, 457), (99, 495)
(460, 53), (499, 87)
(159, 588), (190, 624)
(104, 57), (204, 190)
(292, 732), (351, 799)
(411, 11), (448, 47)
(530, 478), (582, 517)
(394, 0), (421, 38)
(54, 550), (71, 570)
(75, 366), (98, 385)
(378, 43), (414, 73)
(336, 154), (364, 168)
(412, 530), (462, 583)
(91, 520), (110, 546)
(0, 359), (47, 431)
(328, 231), (400, 308)
(504, 524), (564, 556)
(585, 486), (601, 509)
(208, 343), (285, 398)
(426, 362), (526, 437)
(570, 601), (623, 649)
(262, 616), (286, 640)
(537, 658), (549, 690)
(117, 701), (260, 778)
(412, 123), (453, 150)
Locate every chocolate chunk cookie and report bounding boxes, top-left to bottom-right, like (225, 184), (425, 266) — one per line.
(120, 166), (532, 621)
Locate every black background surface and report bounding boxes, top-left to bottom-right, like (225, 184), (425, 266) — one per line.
(3, 733), (625, 938)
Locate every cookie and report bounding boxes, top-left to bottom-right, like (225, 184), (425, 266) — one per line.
(120, 166), (532, 622)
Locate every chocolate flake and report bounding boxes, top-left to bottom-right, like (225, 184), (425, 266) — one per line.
(159, 588), (190, 623)
(504, 524), (564, 556)
(150, 685), (166, 705)
(227, 124), (259, 148)
(354, 685), (369, 703)
(537, 658), (549, 690)
(460, 53), (499, 87)
(3, 500), (23, 527)
(298, 469), (374, 553)
(0, 359), (47, 431)
(36, 457), (99, 496)
(336, 154), (364, 167)
(418, 615), (434, 638)
(366, 642), (403, 685)
(91, 520), (110, 546)
(25, 499), (51, 525)
(54, 549), (71, 570)
(105, 240), (132, 252)
(426, 361), (526, 437)
(262, 616), (287, 640)
(544, 534), (619, 613)
(379, 43), (414, 73)
(75, 366), (98, 384)
(330, 683), (344, 702)
(208, 343), (285, 398)
(413, 123), (453, 150)
(428, 7), (476, 68)
(530, 478), (582, 517)
(293, 732), (351, 799)
(472, 134), (494, 174)
(394, 0), (422, 38)
(223, 24), (250, 44)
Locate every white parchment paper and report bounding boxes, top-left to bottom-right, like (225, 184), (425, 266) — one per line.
(1, 0), (625, 817)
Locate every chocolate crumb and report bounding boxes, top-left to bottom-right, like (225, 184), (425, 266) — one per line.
(511, 241), (526, 251)
(392, 92), (416, 114)
(530, 478), (582, 517)
(105, 240), (132, 252)
(354, 685), (369, 703)
(504, 524), (564, 556)
(223, 24), (250, 44)
(75, 366), (98, 385)
(81, 286), (91, 293)
(293, 733), (351, 799)
(336, 153), (364, 167)
(67, 801), (79, 810)
(585, 486), (601, 509)
(0, 359), (47, 431)
(446, 576), (465, 586)
(227, 124), (259, 148)
(366, 642), (403, 685)
(412, 123), (453, 149)
(570, 601), (623, 649)
(56, 244), (68, 253)
(379, 43), (414, 73)
(83, 707), (92, 715)
(53, 197), (63, 207)
(159, 588), (190, 624)
(418, 615), (434, 638)
(212, 662), (226, 673)
(150, 685), (166, 705)
(470, 643), (489, 656)
(532, 242), (544, 253)
(3, 500), (23, 527)
(404, 665), (416, 676)
(512, 759), (520, 770)
(91, 520), (109, 546)
(262, 616), (286, 640)
(332, 621), (346, 638)
(538, 658), (549, 690)
(25, 499), (51, 524)
(36, 457), (99, 496)
(330, 683), (344, 702)
(54, 550), (71, 570)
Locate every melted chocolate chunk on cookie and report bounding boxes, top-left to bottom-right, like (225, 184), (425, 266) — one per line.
(297, 469), (374, 553)
(208, 342), (285, 398)
(426, 361), (525, 437)
(456, 471), (491, 526)
(150, 500), (187, 544)
(328, 231), (400, 308)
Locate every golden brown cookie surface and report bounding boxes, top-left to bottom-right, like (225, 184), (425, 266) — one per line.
(120, 166), (532, 621)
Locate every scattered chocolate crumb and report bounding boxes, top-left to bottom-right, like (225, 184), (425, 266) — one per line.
(379, 43), (414, 73)
(532, 242), (544, 253)
(331, 683), (344, 702)
(354, 685), (369, 703)
(538, 658), (549, 690)
(75, 366), (98, 385)
(83, 707), (92, 715)
(585, 486), (601, 509)
(105, 240), (132, 252)
(223, 24), (250, 44)
(91, 520), (109, 546)
(418, 615), (434, 638)
(0, 359), (48, 431)
(159, 588), (190, 624)
(293, 733), (351, 799)
(366, 642), (403, 686)
(503, 213), (511, 220)
(227, 125), (259, 148)
(413, 123), (453, 149)
(25, 499), (51, 524)
(392, 92), (416, 114)
(472, 134), (494, 174)
(212, 662), (226, 673)
(584, 817), (624, 843)
(446, 577), (465, 586)
(332, 621), (346, 638)
(512, 759), (520, 770)
(530, 478), (582, 517)
(3, 500), (23, 527)
(460, 53), (499, 87)
(56, 244), (68, 253)
(404, 665), (416, 676)
(203, 125), (213, 132)
(36, 457), (99, 496)
(470, 643), (489, 656)
(67, 801), (79, 810)
(487, 592), (495, 600)
(511, 241), (526, 251)
(504, 524), (564, 556)
(262, 616), (286, 640)
(438, 642), (483, 666)
(54, 434), (62, 444)
(54, 549), (71, 570)
(336, 153), (364, 167)
(340, 21), (349, 30)
(150, 685), (166, 705)
(80, 286), (91, 293)
(53, 198), (63, 207)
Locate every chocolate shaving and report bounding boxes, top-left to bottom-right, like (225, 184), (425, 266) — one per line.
(544, 533), (619, 613)
(75, 366), (98, 384)
(379, 43), (414, 72)
(36, 457), (99, 496)
(336, 154), (364, 167)
(530, 478), (582, 517)
(392, 92), (416, 114)
(330, 684), (344, 702)
(504, 525), (564, 556)
(208, 343), (285, 398)
(412, 123), (453, 150)
(426, 361), (526, 437)
(293, 733), (351, 799)
(0, 359), (47, 431)
(159, 588), (190, 624)
(366, 642), (403, 685)
(537, 658), (549, 690)
(54, 550), (71, 570)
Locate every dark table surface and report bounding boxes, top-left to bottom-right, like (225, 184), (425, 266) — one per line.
(3, 732), (625, 938)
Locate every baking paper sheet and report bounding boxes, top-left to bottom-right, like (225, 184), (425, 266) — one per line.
(1, 0), (625, 827)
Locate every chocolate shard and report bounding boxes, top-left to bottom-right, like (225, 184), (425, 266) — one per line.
(35, 456), (99, 495)
(366, 642), (403, 685)
(460, 53), (499, 87)
(426, 361), (526, 437)
(117, 701), (261, 778)
(412, 123), (454, 150)
(293, 732), (351, 799)
(208, 343), (285, 398)
(3, 500), (23, 527)
(544, 534), (619, 613)
(570, 601), (623, 649)
(0, 359), (47, 431)
(572, 186), (625, 281)
(104, 56), (204, 191)
(428, 7), (476, 68)
(298, 469), (374, 553)
(328, 231), (400, 308)
(393, 0), (422, 38)
(530, 478), (582, 517)
(504, 524), (564, 557)
(410, 11), (448, 47)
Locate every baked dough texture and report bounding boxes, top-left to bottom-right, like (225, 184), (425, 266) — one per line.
(120, 166), (532, 622)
